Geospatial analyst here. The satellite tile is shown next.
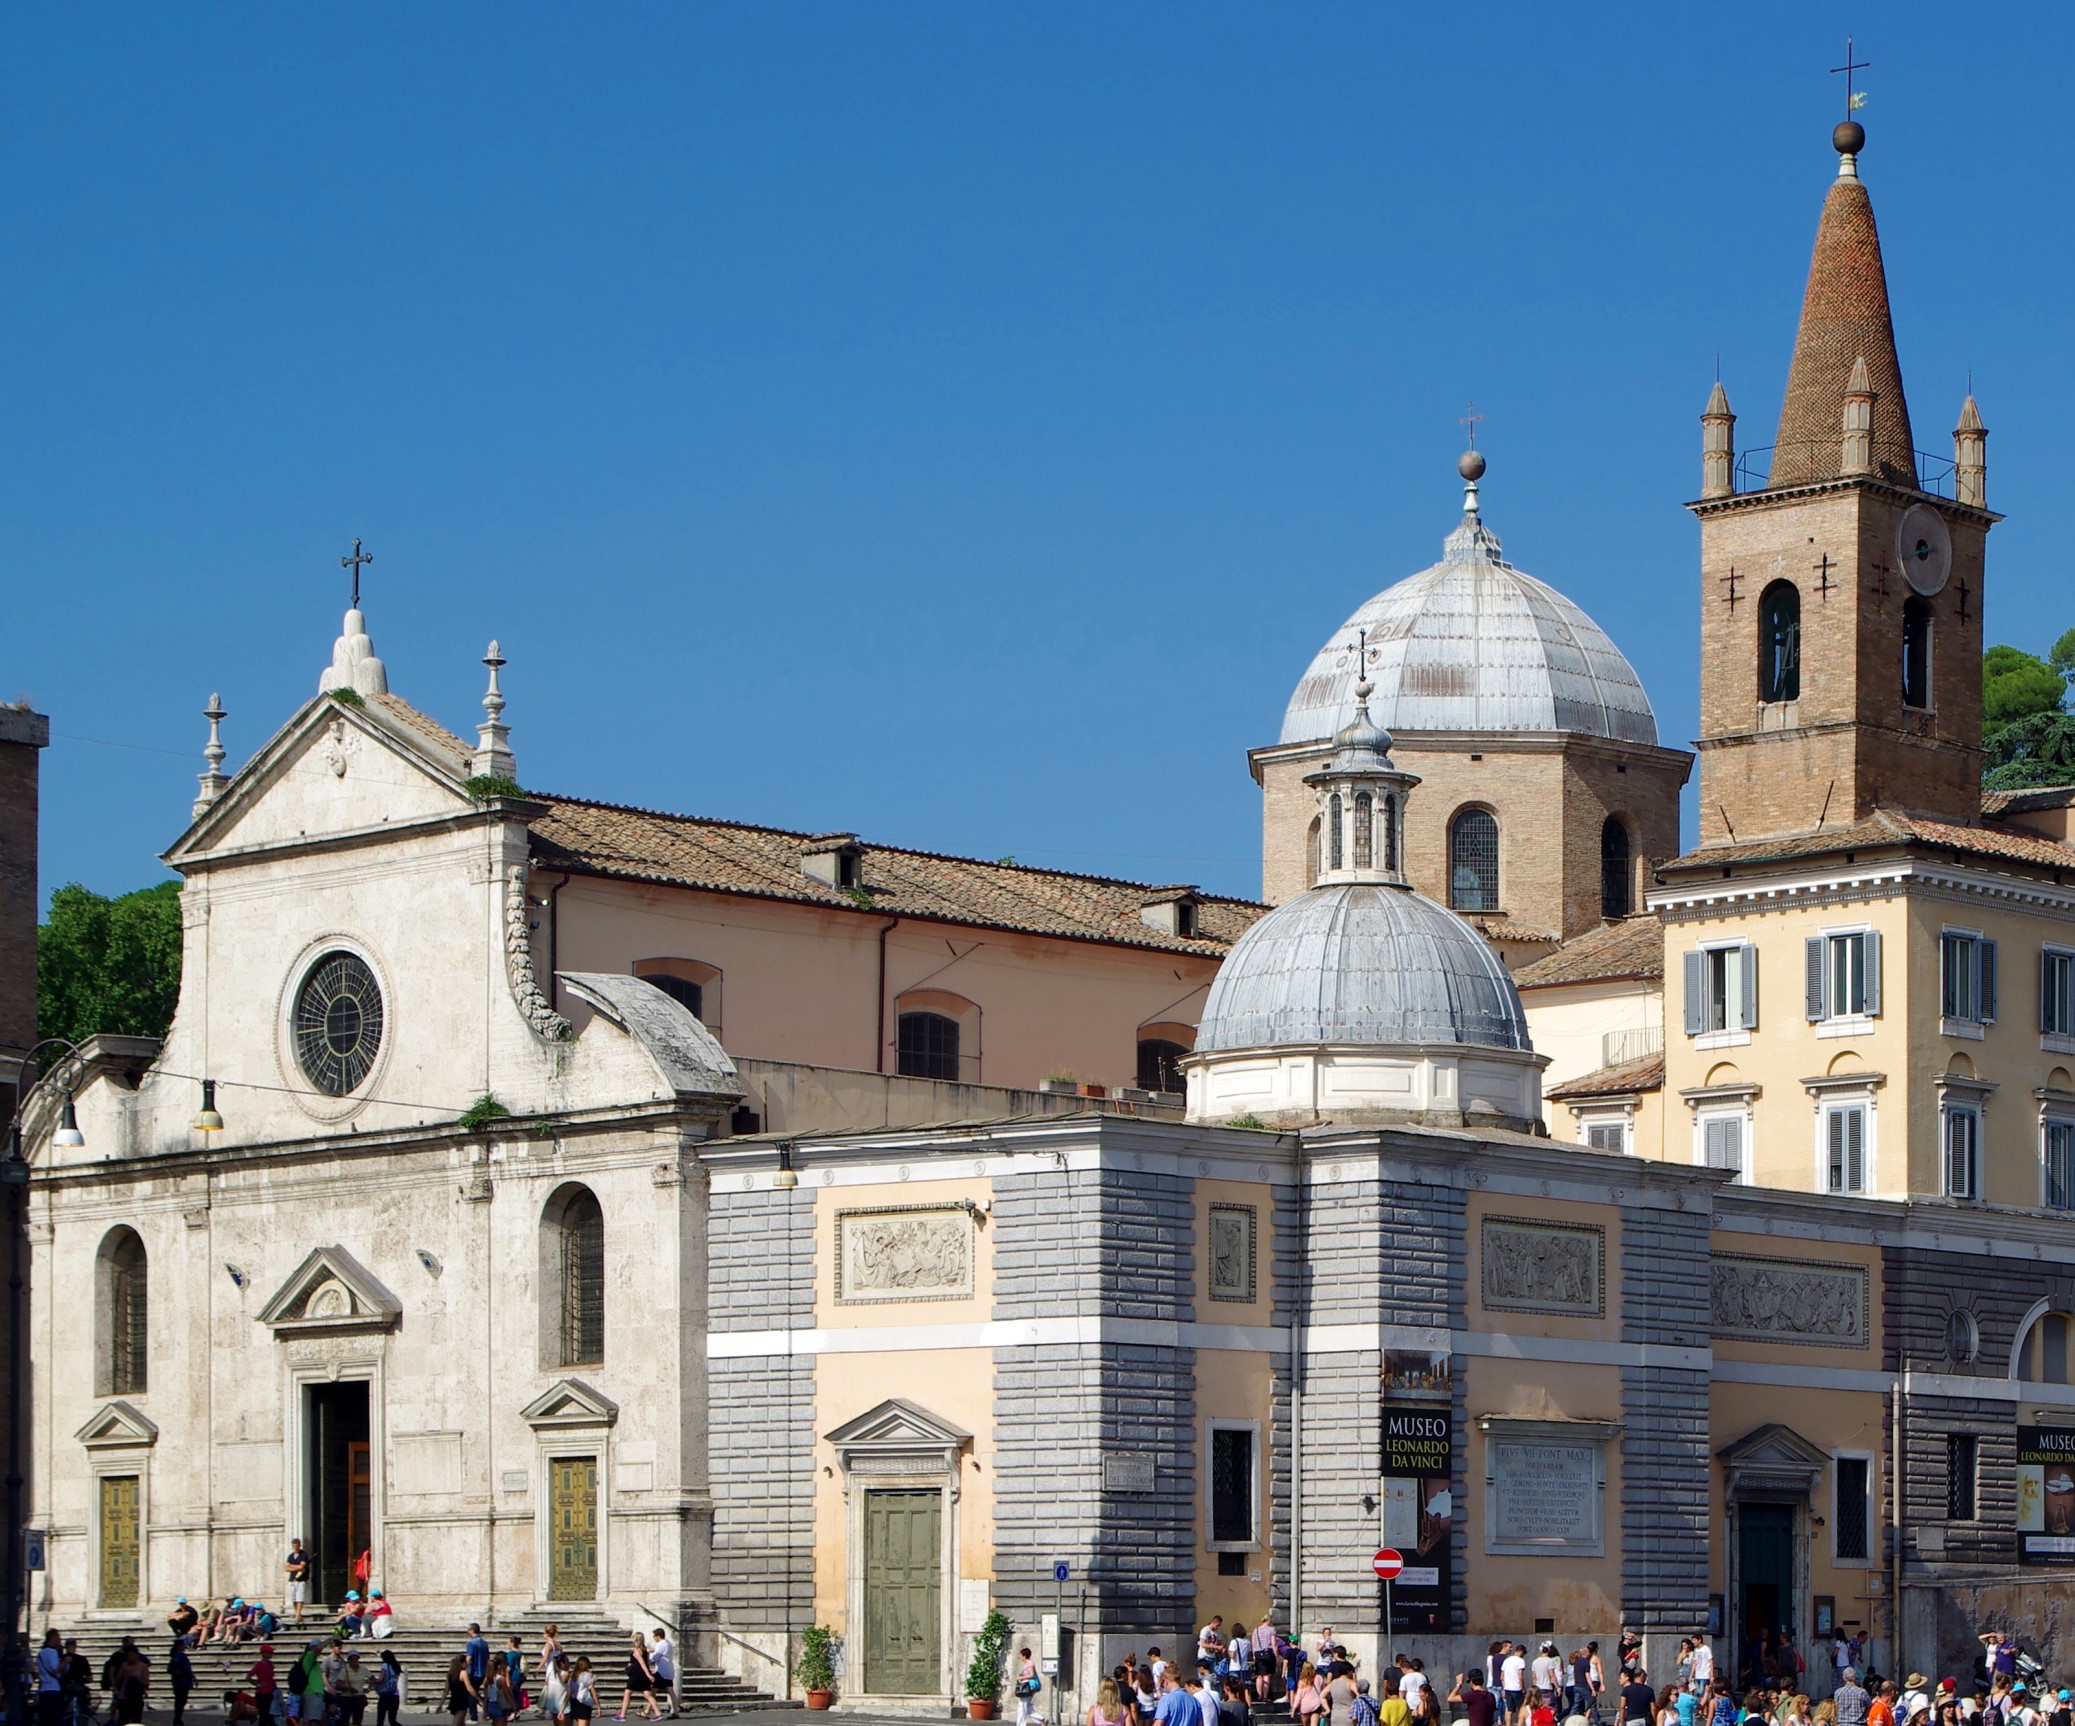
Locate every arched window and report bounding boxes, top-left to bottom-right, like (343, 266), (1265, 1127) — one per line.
(632, 958), (722, 1036)
(542, 1186), (605, 1368)
(1137, 1039), (1189, 1096)
(1600, 817), (1633, 919)
(98, 1228), (148, 1396)
(1759, 581), (1801, 702)
(1449, 808), (1499, 911)
(898, 1012), (960, 1082)
(1902, 597), (1933, 710)
(2017, 1310), (2074, 1385)
(1382, 795), (1398, 873)
(1328, 794), (1344, 872)
(1352, 792), (1373, 869)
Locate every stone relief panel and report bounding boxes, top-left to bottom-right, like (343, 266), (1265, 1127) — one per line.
(1209, 1203), (1257, 1303)
(1710, 1252), (1869, 1347)
(1481, 1216), (1605, 1317)
(836, 1205), (975, 1304)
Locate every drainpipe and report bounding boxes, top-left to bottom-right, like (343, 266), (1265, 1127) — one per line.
(1889, 1384), (1904, 1673)
(540, 869), (571, 1014)
(1289, 1146), (1307, 1638)
(874, 918), (899, 1072)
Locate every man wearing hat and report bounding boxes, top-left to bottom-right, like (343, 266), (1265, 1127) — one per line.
(1903, 1675), (1932, 1721)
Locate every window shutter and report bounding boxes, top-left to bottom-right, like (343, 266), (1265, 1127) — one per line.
(1738, 944), (1759, 1029)
(1827, 1109), (1845, 1189)
(2046, 949), (2057, 1036)
(1864, 929), (1882, 1017)
(1848, 1108), (1864, 1192)
(1683, 950), (1706, 1036)
(1806, 937), (1827, 1021)
(1980, 939), (1998, 1023)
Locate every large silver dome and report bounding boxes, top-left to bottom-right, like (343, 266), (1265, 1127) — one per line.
(1279, 507), (1658, 747)
(1195, 882), (1531, 1055)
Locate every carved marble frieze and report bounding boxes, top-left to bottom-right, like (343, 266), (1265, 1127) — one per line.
(1208, 1203), (1257, 1302)
(1481, 1216), (1605, 1317)
(1710, 1253), (1868, 1348)
(835, 1205), (975, 1304)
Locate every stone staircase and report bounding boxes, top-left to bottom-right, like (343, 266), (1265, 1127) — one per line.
(64, 1606), (786, 1717)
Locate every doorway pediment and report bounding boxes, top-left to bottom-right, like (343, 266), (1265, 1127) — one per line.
(258, 1246), (403, 1339)
(1718, 1421), (1829, 1495)
(825, 1398), (971, 1480)
(76, 1400), (158, 1451)
(522, 1378), (619, 1431)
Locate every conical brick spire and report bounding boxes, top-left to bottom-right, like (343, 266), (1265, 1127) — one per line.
(1769, 139), (1915, 489)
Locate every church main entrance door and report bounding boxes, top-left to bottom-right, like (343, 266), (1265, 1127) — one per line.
(1739, 1501), (1796, 1674)
(307, 1382), (372, 1603)
(862, 1489), (941, 1695)
(549, 1457), (599, 1601)
(99, 1475), (140, 1608)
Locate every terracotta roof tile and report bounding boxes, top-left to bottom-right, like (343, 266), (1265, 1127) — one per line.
(1662, 809), (2075, 874)
(1512, 917), (1665, 989)
(1546, 1052), (1665, 1101)
(1984, 786), (2075, 818)
(527, 792), (1266, 957)
(369, 694), (471, 768)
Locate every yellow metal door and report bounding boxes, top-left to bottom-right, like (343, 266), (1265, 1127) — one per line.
(100, 1475), (140, 1609)
(548, 1457), (598, 1600)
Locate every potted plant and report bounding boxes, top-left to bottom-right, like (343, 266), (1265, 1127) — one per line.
(796, 1625), (837, 1711)
(965, 1609), (1012, 1720)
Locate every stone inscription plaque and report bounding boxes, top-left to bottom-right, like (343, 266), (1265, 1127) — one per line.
(1489, 1440), (1600, 1552)
(836, 1206), (974, 1303)
(1481, 1216), (1604, 1317)
(1710, 1253), (1868, 1348)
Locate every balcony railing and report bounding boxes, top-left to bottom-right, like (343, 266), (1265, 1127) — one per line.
(1730, 442), (1957, 500)
(1602, 1026), (1665, 1069)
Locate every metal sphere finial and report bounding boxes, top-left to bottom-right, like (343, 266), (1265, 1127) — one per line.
(1458, 448), (1487, 482)
(1833, 119), (1865, 156)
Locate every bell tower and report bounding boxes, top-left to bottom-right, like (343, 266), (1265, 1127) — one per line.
(1689, 118), (1997, 846)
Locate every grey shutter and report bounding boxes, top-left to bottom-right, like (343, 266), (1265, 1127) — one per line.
(1827, 1108), (1845, 1190)
(1864, 929), (1882, 1017)
(1806, 937), (1828, 1021)
(1738, 943), (1759, 1030)
(1683, 950), (1706, 1036)
(2046, 948), (2057, 1035)
(1847, 1108), (1864, 1191)
(1981, 939), (1999, 1023)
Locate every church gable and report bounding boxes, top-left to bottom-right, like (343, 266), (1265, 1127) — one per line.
(171, 695), (476, 862)
(258, 1246), (404, 1338)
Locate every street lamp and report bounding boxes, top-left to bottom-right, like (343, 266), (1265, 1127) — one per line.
(3, 1039), (90, 1726)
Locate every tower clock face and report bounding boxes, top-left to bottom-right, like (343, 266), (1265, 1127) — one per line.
(293, 951), (385, 1096)
(1896, 504), (1952, 596)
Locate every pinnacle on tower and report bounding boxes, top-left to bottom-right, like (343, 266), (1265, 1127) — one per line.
(1769, 122), (1916, 489)
(1841, 355), (1875, 475)
(1954, 394), (1988, 507)
(1701, 380), (1736, 498)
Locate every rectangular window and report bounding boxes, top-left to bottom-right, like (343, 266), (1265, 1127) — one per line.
(1209, 1425), (1256, 1547)
(1806, 930), (1881, 1020)
(2045, 949), (2075, 1037)
(1685, 944), (1758, 1036)
(1835, 1455), (1871, 1561)
(2047, 1122), (2075, 1211)
(1585, 1122), (1627, 1155)
(1941, 932), (1997, 1025)
(1944, 1106), (1980, 1200)
(1826, 1105), (1866, 1194)
(1703, 1115), (1743, 1176)
(1947, 1434), (1978, 1522)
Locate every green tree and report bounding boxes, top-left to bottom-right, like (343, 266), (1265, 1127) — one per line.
(1982, 644), (2066, 727)
(36, 881), (183, 1048)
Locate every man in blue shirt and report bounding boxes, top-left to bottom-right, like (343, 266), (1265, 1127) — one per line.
(464, 1626), (491, 1722)
(1155, 1670), (1197, 1726)
(36, 1629), (64, 1726)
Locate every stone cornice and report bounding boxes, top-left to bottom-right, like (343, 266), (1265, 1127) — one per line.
(1686, 474), (2000, 529)
(1650, 854), (2075, 920)
(1248, 731), (1692, 783)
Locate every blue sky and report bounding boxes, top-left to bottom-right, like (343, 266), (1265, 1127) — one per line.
(9, 4), (2071, 906)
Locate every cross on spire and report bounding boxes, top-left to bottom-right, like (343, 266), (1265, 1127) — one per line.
(1458, 402), (1485, 449)
(341, 537), (374, 610)
(1830, 37), (1870, 117)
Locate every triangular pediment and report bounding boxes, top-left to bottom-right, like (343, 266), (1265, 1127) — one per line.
(1718, 1421), (1830, 1470)
(521, 1378), (619, 1429)
(77, 1400), (159, 1450)
(258, 1246), (403, 1338)
(167, 693), (478, 864)
(824, 1397), (972, 1452)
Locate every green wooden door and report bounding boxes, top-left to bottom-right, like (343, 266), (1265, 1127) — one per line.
(100, 1476), (140, 1608)
(549, 1457), (599, 1601)
(1739, 1501), (1796, 1660)
(863, 1490), (941, 1695)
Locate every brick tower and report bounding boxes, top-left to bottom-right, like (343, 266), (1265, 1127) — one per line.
(1689, 120), (1995, 846)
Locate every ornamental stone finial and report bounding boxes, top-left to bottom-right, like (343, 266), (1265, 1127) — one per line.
(193, 694), (230, 819)
(472, 640), (516, 782)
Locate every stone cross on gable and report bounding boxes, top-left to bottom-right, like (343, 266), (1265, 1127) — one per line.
(341, 538), (374, 609)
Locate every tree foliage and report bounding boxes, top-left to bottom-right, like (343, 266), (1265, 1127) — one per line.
(36, 881), (183, 1049)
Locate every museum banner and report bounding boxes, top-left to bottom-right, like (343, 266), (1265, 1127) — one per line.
(2017, 1425), (2075, 1564)
(1380, 1350), (1454, 1630)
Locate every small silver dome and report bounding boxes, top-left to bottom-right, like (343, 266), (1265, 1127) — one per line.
(1280, 509), (1658, 747)
(1195, 882), (1530, 1055)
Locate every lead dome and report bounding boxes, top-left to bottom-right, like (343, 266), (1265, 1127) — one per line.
(1278, 480), (1659, 748)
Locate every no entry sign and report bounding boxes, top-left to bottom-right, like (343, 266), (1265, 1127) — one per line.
(1372, 1548), (1404, 1580)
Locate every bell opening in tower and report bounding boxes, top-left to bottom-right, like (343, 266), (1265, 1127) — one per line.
(306, 1381), (372, 1604)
